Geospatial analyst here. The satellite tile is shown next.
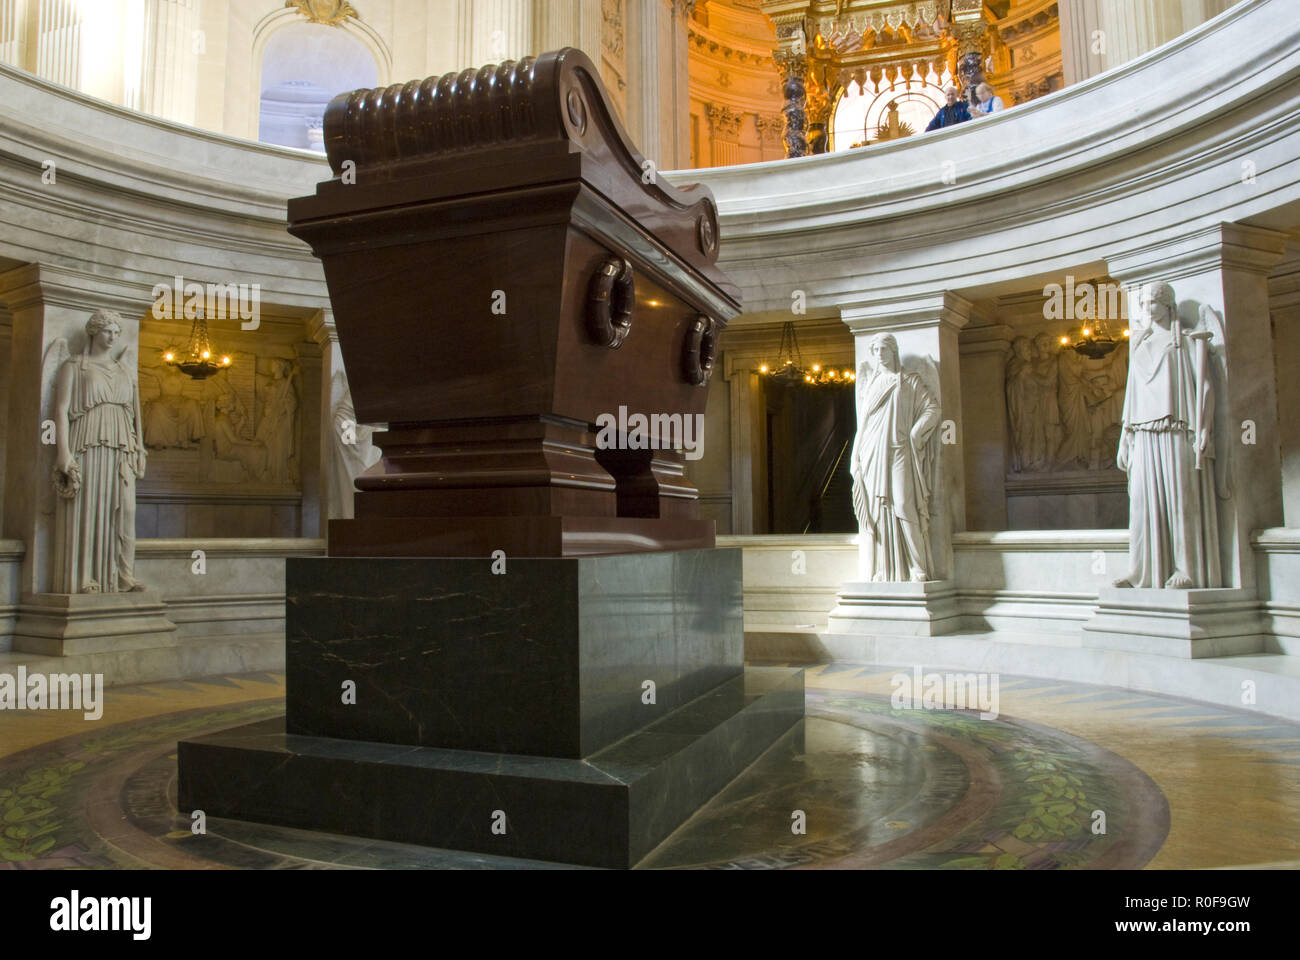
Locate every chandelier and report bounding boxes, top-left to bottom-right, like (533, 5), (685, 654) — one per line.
(757, 321), (854, 386)
(1059, 318), (1130, 359)
(163, 312), (231, 380)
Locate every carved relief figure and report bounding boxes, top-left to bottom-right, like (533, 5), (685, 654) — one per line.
(1031, 332), (1061, 467)
(255, 358), (299, 484)
(1055, 348), (1093, 470)
(1007, 332), (1129, 473)
(46, 310), (147, 593)
(140, 365), (204, 449)
(850, 334), (941, 582)
(1086, 346), (1127, 470)
(1005, 336), (1041, 472)
(1113, 282), (1226, 589)
(212, 392), (268, 479)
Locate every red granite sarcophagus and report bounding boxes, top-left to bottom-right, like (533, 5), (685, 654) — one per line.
(288, 47), (741, 557)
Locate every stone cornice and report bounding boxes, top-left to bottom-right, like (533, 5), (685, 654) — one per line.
(952, 529), (1129, 550)
(136, 538), (327, 559)
(996, 0), (1060, 42)
(688, 22), (778, 66)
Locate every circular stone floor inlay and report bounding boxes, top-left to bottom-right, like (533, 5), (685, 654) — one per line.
(0, 669), (1180, 870)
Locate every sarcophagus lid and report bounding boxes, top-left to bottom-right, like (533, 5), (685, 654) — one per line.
(287, 48), (742, 558)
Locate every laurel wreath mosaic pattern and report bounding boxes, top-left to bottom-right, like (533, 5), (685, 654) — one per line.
(816, 694), (1140, 870)
(0, 689), (1161, 870)
(0, 703), (282, 868)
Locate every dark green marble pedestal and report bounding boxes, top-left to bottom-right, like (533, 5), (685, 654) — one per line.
(178, 551), (804, 868)
(179, 667), (802, 868)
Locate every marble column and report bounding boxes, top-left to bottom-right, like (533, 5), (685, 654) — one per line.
(625, 0), (691, 171)
(0, 301), (10, 527)
(293, 337), (323, 540)
(1269, 250), (1300, 528)
(827, 293), (972, 636)
(0, 262), (176, 653)
(1059, 0), (1197, 84)
(137, 0), (200, 125)
(533, 0), (602, 62)
(32, 0), (81, 88)
(1082, 223), (1288, 657)
(466, 0), (533, 65)
(723, 352), (761, 535)
(960, 321), (1014, 531)
(0, 0), (28, 69)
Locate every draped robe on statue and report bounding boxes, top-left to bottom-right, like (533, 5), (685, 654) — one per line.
(53, 355), (144, 593)
(851, 368), (941, 581)
(1119, 323), (1221, 588)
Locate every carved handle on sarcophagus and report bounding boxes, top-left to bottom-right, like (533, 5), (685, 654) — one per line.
(682, 315), (718, 386)
(586, 257), (635, 348)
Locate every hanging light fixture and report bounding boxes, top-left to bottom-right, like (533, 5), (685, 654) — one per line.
(1059, 316), (1130, 359)
(756, 321), (854, 387)
(163, 312), (231, 380)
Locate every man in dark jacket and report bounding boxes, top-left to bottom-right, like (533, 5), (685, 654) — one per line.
(926, 86), (971, 131)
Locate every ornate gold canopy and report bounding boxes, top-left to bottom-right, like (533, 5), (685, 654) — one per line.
(759, 1), (1060, 156)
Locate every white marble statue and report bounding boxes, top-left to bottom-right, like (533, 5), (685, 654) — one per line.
(46, 310), (147, 593)
(1113, 282), (1226, 589)
(328, 370), (380, 519)
(849, 333), (941, 582)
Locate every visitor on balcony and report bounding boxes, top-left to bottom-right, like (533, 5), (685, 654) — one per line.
(925, 86), (971, 131)
(972, 83), (1006, 116)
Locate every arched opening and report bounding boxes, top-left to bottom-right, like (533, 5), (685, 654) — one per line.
(831, 78), (949, 150)
(257, 21), (378, 152)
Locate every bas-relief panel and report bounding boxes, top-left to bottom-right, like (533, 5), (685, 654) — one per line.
(135, 336), (304, 539)
(1006, 333), (1127, 474)
(1004, 333), (1129, 530)
(139, 355), (301, 487)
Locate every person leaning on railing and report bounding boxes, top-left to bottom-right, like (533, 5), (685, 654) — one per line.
(925, 85), (971, 131)
(972, 82), (1006, 117)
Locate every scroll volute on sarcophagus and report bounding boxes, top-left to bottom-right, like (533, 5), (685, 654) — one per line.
(287, 48), (739, 432)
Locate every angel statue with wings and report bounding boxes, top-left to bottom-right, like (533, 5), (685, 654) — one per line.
(45, 309), (148, 594)
(1113, 283), (1230, 589)
(849, 333), (942, 582)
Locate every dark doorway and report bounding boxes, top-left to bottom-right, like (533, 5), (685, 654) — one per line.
(762, 381), (857, 534)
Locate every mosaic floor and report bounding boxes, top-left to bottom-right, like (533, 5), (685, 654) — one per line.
(1, 665), (1298, 869)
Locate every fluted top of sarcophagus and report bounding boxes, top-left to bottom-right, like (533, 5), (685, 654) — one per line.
(290, 47), (738, 319)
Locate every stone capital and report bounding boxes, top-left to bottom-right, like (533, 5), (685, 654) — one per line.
(307, 307), (338, 346)
(704, 103), (745, 141)
(0, 262), (157, 315)
(1107, 223), (1289, 285)
(841, 292), (976, 336)
(959, 322), (1015, 357)
(1266, 251), (1300, 311)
